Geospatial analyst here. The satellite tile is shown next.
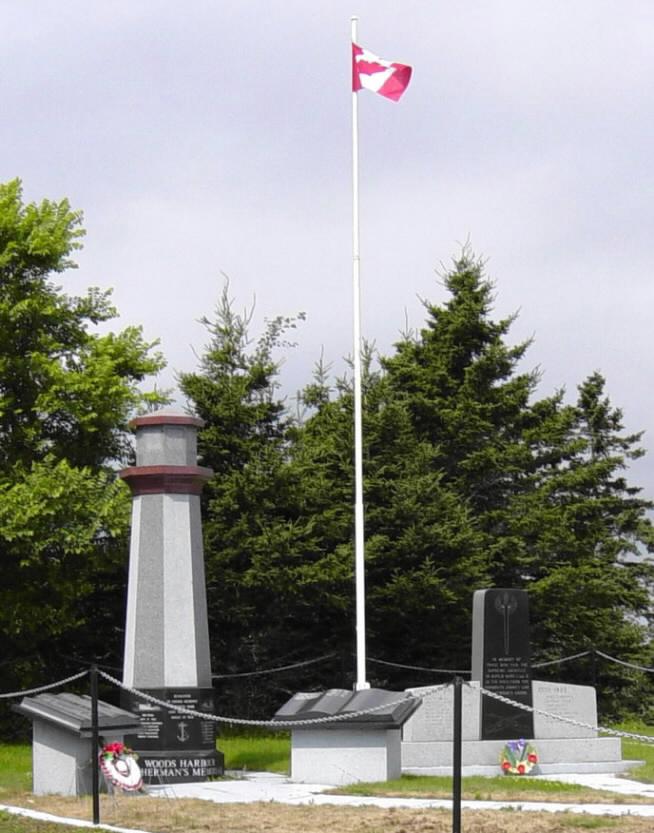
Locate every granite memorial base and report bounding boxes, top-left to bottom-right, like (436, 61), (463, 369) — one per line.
(122, 687), (223, 784)
(291, 728), (401, 786)
(401, 680), (631, 775)
(273, 688), (420, 786)
(14, 693), (141, 796)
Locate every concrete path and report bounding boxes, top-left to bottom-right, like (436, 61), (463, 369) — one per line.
(145, 769), (654, 817)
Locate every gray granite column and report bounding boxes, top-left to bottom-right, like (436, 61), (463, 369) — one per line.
(119, 412), (222, 782)
(120, 412), (213, 689)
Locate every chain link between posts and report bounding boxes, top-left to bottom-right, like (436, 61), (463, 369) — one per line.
(0, 670), (89, 700)
(212, 653), (336, 680)
(102, 672), (654, 743)
(368, 657), (471, 674)
(530, 650), (592, 669)
(5, 667), (654, 746)
(99, 670), (454, 728)
(594, 650), (654, 674)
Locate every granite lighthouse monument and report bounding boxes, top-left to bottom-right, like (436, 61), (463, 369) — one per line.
(119, 412), (222, 783)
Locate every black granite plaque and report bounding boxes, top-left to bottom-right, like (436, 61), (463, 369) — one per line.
(137, 750), (221, 783)
(471, 589), (534, 740)
(122, 687), (224, 784)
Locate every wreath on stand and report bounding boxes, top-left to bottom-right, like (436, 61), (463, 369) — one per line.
(499, 739), (538, 775)
(99, 742), (143, 792)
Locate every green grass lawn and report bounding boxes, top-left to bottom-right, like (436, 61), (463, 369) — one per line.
(0, 811), (93, 833)
(219, 731), (290, 773)
(0, 746), (31, 795)
(333, 772), (614, 800)
(609, 720), (654, 782)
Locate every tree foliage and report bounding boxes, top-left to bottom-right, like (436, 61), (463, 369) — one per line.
(184, 255), (654, 719)
(4, 178), (651, 727)
(0, 180), (165, 729)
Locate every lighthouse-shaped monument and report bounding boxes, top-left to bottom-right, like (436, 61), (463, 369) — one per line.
(119, 412), (223, 784)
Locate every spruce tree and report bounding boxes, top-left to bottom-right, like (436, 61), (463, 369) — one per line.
(179, 288), (349, 711)
(185, 255), (654, 717)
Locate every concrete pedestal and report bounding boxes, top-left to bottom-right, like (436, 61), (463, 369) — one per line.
(291, 728), (402, 786)
(31, 723), (136, 795)
(402, 737), (627, 776)
(274, 687), (420, 787)
(401, 680), (628, 775)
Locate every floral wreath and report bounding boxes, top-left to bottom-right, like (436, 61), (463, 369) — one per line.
(499, 739), (538, 775)
(98, 742), (143, 792)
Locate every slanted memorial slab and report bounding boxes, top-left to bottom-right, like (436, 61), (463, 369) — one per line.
(273, 688), (419, 786)
(14, 693), (140, 796)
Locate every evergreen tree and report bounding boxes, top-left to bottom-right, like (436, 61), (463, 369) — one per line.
(376, 256), (654, 712)
(297, 253), (654, 708)
(370, 253), (542, 680)
(179, 288), (349, 713)
(516, 373), (654, 716)
(185, 254), (654, 718)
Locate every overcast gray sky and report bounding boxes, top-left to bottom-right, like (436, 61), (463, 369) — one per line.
(3, 1), (654, 493)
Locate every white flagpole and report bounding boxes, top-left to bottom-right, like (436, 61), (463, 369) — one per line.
(351, 15), (369, 691)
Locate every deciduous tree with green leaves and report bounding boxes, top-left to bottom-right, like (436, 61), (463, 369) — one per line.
(0, 179), (165, 727)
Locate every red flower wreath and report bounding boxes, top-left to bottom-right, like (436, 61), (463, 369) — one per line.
(99, 741), (143, 792)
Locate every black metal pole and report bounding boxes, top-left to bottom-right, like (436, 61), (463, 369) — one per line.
(452, 676), (462, 833)
(90, 664), (100, 826)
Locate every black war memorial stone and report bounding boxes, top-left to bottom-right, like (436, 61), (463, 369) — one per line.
(471, 588), (534, 740)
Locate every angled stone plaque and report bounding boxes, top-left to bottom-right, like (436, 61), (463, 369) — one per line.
(273, 688), (419, 730)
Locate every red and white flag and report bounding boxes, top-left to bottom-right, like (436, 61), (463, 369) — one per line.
(352, 42), (412, 102)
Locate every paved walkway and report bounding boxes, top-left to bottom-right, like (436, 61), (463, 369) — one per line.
(145, 769), (654, 817)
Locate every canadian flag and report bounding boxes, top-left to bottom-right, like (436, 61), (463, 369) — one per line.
(352, 42), (412, 102)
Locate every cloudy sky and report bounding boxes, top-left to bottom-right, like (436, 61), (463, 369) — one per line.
(3, 1), (654, 493)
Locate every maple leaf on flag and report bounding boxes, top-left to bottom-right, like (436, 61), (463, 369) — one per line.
(352, 42), (412, 102)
